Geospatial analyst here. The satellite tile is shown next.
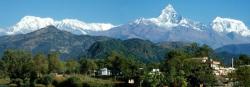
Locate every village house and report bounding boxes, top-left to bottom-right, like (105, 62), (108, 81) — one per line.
(97, 68), (111, 76)
(192, 57), (235, 76)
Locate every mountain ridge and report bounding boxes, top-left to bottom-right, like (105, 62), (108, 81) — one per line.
(0, 4), (249, 49)
(4, 16), (116, 35)
(0, 25), (112, 59)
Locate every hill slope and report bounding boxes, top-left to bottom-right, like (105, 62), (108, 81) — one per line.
(86, 38), (168, 62)
(0, 25), (111, 59)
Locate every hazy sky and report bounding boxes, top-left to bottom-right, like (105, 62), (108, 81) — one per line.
(0, 0), (249, 27)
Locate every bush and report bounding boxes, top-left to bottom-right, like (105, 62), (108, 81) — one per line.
(37, 75), (53, 85)
(58, 76), (82, 87)
(11, 78), (23, 87)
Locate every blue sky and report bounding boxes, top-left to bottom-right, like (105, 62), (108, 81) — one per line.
(0, 0), (249, 27)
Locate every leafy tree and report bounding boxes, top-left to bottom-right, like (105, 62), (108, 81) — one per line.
(184, 43), (214, 58)
(65, 60), (80, 74)
(79, 59), (97, 75)
(1, 50), (34, 80)
(48, 52), (63, 73)
(37, 75), (53, 86)
(122, 58), (144, 82)
(184, 60), (216, 86)
(185, 43), (199, 57)
(163, 49), (216, 86)
(33, 53), (49, 75)
(142, 71), (166, 87)
(234, 66), (250, 86)
(0, 60), (7, 78)
(163, 50), (186, 86)
(105, 51), (128, 76)
(147, 62), (161, 71)
(235, 54), (250, 67)
(197, 44), (213, 57)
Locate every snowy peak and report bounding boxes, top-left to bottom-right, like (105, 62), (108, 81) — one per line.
(157, 4), (180, 23)
(162, 4), (176, 14)
(7, 16), (55, 34)
(6, 16), (116, 35)
(133, 4), (203, 30)
(133, 4), (180, 27)
(212, 17), (250, 36)
(58, 19), (115, 31)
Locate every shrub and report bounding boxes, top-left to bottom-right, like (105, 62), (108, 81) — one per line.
(58, 76), (82, 87)
(37, 75), (53, 85)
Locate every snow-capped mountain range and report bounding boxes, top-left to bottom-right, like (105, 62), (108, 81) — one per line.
(2, 16), (115, 35)
(212, 17), (250, 36)
(92, 4), (250, 48)
(133, 5), (205, 31)
(0, 4), (249, 48)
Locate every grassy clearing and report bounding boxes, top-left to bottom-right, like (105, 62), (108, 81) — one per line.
(0, 78), (9, 85)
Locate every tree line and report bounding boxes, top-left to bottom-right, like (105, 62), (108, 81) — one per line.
(0, 43), (249, 87)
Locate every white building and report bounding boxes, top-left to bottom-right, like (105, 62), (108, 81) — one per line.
(191, 57), (235, 76)
(99, 68), (111, 76)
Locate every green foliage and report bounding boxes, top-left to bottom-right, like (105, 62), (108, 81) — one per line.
(58, 76), (82, 87)
(184, 43), (214, 57)
(1, 49), (34, 80)
(79, 59), (97, 75)
(0, 43), (219, 87)
(48, 52), (63, 73)
(235, 54), (250, 67)
(105, 51), (144, 80)
(37, 75), (53, 85)
(65, 60), (80, 74)
(163, 45), (216, 86)
(234, 66), (250, 86)
(164, 52), (188, 87)
(142, 71), (166, 87)
(0, 60), (7, 78)
(105, 51), (127, 76)
(87, 38), (168, 63)
(33, 53), (49, 74)
(184, 60), (216, 86)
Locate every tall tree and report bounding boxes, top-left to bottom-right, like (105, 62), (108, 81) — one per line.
(197, 44), (213, 57)
(48, 52), (63, 73)
(65, 60), (80, 74)
(1, 49), (34, 80)
(79, 59), (97, 75)
(105, 52), (128, 76)
(235, 54), (250, 67)
(33, 53), (49, 75)
(163, 49), (216, 86)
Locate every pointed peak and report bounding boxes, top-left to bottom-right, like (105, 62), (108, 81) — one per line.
(155, 4), (182, 24)
(33, 25), (64, 34)
(164, 4), (176, 13)
(159, 4), (177, 17)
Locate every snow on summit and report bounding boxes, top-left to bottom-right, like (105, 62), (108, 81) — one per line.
(6, 16), (116, 35)
(212, 17), (250, 36)
(1, 4), (249, 37)
(134, 4), (204, 30)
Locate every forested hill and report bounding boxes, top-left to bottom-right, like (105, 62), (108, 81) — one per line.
(0, 25), (112, 59)
(0, 25), (230, 63)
